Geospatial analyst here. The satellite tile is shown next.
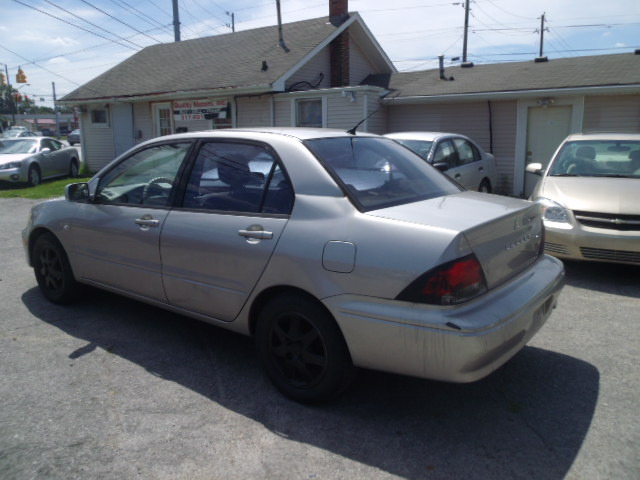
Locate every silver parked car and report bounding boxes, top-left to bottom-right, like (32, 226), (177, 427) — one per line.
(385, 131), (498, 192)
(526, 133), (640, 265)
(67, 129), (81, 146)
(0, 137), (80, 186)
(23, 128), (564, 402)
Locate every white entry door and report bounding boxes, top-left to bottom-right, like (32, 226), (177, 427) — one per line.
(153, 102), (173, 137)
(524, 105), (572, 197)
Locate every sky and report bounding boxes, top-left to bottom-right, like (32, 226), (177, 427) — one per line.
(1, 0), (639, 108)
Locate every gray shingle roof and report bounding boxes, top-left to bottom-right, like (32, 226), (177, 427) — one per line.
(365, 53), (640, 98)
(61, 16), (343, 102)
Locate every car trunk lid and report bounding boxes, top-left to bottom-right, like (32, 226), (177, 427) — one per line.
(368, 191), (544, 289)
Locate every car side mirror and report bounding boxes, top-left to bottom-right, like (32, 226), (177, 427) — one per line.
(40, 147), (51, 154)
(526, 163), (544, 175)
(433, 162), (449, 172)
(65, 183), (90, 202)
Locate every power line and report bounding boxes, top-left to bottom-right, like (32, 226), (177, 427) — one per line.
(42, 0), (144, 49)
(77, 0), (163, 44)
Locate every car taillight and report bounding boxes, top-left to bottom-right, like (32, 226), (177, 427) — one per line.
(396, 254), (488, 305)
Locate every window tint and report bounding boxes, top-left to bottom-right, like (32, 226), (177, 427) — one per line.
(395, 139), (433, 160)
(96, 142), (191, 206)
(433, 140), (458, 168)
(453, 138), (479, 165)
(305, 137), (460, 211)
(550, 140), (640, 177)
(182, 142), (294, 214)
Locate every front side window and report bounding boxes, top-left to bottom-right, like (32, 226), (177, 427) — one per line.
(433, 139), (459, 169)
(182, 142), (294, 214)
(305, 137), (461, 211)
(96, 142), (192, 206)
(296, 99), (322, 127)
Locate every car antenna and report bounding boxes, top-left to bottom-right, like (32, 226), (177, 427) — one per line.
(346, 108), (379, 135)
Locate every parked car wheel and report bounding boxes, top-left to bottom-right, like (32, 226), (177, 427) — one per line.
(32, 233), (78, 304)
(479, 179), (492, 193)
(69, 159), (79, 178)
(28, 164), (41, 186)
(255, 293), (355, 403)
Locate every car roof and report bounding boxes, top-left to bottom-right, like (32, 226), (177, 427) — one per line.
(161, 127), (379, 142)
(563, 133), (640, 141)
(384, 132), (465, 141)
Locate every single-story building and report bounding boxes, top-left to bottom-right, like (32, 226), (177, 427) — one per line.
(59, 0), (640, 197)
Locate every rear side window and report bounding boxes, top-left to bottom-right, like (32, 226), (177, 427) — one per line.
(182, 142), (294, 215)
(305, 137), (460, 211)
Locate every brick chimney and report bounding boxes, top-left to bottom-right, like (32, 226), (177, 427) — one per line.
(329, 0), (350, 87)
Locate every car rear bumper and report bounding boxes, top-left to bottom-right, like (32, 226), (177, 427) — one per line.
(324, 255), (564, 383)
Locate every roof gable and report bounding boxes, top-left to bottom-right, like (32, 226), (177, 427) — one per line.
(61, 13), (394, 103)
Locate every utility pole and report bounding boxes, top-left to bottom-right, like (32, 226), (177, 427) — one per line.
(172, 0), (181, 42)
(535, 13), (549, 62)
(461, 1), (473, 67)
(226, 11), (235, 32)
(52, 82), (60, 137)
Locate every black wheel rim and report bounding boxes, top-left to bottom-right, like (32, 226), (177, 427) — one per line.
(269, 313), (328, 388)
(38, 246), (64, 294)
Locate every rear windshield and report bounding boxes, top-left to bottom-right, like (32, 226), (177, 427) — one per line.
(550, 140), (640, 178)
(394, 139), (433, 160)
(304, 136), (461, 211)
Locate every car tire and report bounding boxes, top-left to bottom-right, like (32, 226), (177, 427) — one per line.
(255, 293), (356, 403)
(32, 233), (79, 304)
(478, 179), (491, 193)
(27, 164), (41, 187)
(69, 159), (79, 178)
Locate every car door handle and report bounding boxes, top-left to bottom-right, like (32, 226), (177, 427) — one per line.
(238, 228), (273, 240)
(478, 166), (484, 172)
(454, 173), (461, 178)
(135, 215), (160, 228)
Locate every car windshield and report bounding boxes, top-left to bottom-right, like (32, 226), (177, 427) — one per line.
(0, 139), (38, 154)
(304, 136), (461, 211)
(549, 140), (640, 178)
(394, 139), (434, 160)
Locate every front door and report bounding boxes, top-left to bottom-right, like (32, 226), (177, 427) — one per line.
(153, 102), (173, 137)
(112, 103), (134, 156)
(69, 141), (193, 302)
(524, 105), (572, 197)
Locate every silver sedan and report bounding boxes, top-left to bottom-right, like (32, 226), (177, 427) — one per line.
(0, 137), (80, 186)
(22, 128), (564, 402)
(385, 131), (498, 192)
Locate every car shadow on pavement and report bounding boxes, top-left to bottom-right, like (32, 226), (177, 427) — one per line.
(563, 260), (640, 298)
(22, 287), (599, 480)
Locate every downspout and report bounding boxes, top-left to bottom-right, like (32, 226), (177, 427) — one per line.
(487, 100), (493, 154)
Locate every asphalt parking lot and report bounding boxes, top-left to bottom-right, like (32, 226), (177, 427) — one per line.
(1, 197), (638, 480)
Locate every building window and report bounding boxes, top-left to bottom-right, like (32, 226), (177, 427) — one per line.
(296, 99), (322, 127)
(90, 108), (109, 127)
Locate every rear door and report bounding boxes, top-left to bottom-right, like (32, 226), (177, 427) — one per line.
(451, 137), (485, 191)
(70, 141), (193, 302)
(160, 141), (294, 321)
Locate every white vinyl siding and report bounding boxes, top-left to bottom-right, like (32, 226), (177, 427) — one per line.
(489, 100), (518, 194)
(364, 93), (387, 134)
(327, 93), (361, 130)
(285, 49), (331, 91)
(133, 102), (153, 144)
(236, 96), (273, 127)
(274, 98), (293, 127)
(350, 38), (376, 85)
(80, 110), (115, 172)
(583, 94), (640, 133)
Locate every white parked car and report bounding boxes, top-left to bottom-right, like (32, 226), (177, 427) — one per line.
(385, 132), (498, 192)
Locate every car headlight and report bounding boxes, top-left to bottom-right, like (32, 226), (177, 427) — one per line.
(0, 161), (22, 170)
(538, 197), (571, 226)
